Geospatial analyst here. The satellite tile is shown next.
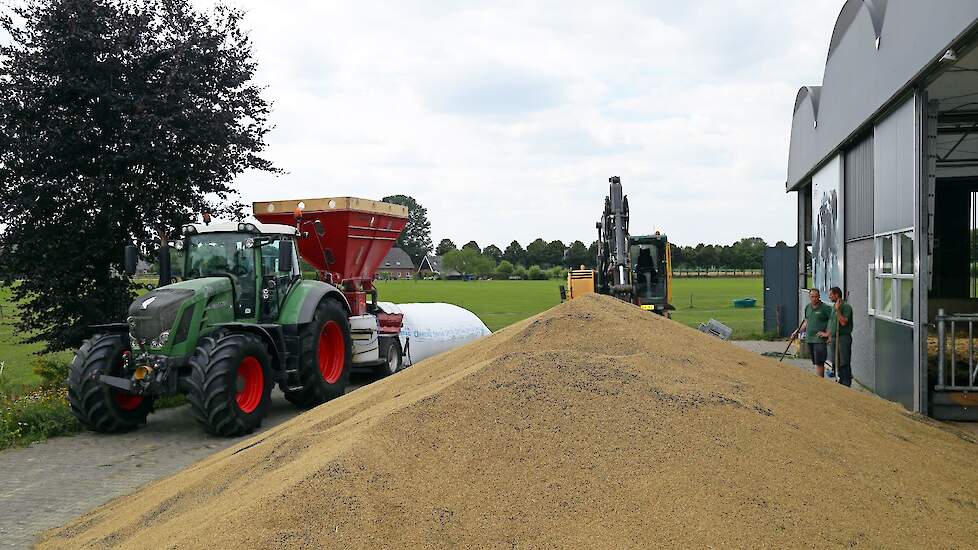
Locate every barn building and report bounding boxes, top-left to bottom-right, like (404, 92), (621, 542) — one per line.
(785, 0), (978, 419)
(417, 254), (461, 280)
(376, 247), (415, 279)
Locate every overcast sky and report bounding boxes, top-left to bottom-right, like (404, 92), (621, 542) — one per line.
(205, 0), (843, 248)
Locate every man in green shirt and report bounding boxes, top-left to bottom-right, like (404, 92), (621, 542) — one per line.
(827, 286), (854, 387)
(793, 288), (833, 378)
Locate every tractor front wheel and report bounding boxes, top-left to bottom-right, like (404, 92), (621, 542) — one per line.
(283, 299), (352, 409)
(187, 332), (273, 436)
(67, 334), (153, 433)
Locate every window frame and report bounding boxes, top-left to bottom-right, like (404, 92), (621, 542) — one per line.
(871, 229), (914, 326)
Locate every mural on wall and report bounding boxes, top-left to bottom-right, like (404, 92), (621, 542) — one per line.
(812, 156), (844, 293)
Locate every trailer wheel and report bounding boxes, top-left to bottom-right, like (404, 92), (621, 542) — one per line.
(187, 332), (273, 436)
(284, 299), (352, 409)
(67, 334), (153, 433)
(375, 338), (402, 377)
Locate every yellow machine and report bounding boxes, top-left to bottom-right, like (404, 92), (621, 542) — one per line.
(565, 268), (596, 299)
(629, 232), (673, 316)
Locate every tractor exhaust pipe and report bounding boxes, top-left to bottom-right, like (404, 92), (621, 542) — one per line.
(158, 238), (172, 287)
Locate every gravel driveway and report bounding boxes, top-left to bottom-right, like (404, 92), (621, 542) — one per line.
(0, 374), (377, 549)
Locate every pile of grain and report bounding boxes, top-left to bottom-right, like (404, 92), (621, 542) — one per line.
(40, 295), (978, 548)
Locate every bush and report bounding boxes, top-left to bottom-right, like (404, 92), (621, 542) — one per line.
(513, 265), (527, 280)
(33, 356), (71, 389)
(527, 265), (547, 280)
(546, 267), (568, 280)
(0, 381), (80, 450)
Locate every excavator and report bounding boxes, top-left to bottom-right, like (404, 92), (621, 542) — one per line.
(563, 177), (674, 316)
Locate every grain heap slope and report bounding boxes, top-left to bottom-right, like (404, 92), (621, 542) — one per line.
(40, 294), (978, 549)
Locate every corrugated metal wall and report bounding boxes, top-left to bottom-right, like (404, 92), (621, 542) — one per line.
(874, 97), (916, 233)
(845, 134), (874, 240)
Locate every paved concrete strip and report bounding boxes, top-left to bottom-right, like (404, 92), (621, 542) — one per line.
(0, 380), (368, 550)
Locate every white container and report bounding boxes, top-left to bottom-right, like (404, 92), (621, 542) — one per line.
(377, 302), (491, 366)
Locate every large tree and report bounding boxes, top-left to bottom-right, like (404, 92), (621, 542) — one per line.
(441, 248), (493, 277)
(382, 194), (432, 263)
(0, 0), (277, 352)
(435, 238), (457, 255)
(482, 244), (502, 263)
(461, 240), (481, 254)
(503, 240), (526, 267)
(563, 240), (589, 269)
(525, 238), (549, 267)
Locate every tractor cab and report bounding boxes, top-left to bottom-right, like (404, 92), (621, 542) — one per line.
(628, 233), (674, 315)
(172, 221), (300, 321)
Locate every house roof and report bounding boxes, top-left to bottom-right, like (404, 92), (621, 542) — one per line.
(786, 0), (978, 190)
(380, 247), (415, 270)
(418, 254), (460, 276)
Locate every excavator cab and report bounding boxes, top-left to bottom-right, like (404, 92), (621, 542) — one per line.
(629, 233), (673, 316)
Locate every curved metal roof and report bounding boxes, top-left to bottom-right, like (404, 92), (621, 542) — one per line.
(786, 0), (978, 190)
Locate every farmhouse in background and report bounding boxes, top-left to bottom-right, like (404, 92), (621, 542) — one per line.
(417, 254), (461, 280)
(377, 247), (415, 279)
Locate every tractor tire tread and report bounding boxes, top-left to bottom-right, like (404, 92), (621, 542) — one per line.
(187, 332), (271, 437)
(67, 334), (151, 433)
(283, 299), (352, 409)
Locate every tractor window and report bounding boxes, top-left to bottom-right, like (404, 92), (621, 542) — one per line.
(185, 233), (257, 318)
(260, 238), (298, 321)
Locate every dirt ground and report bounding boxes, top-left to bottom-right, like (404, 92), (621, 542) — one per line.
(38, 294), (978, 549)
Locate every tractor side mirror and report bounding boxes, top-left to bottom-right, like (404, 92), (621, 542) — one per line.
(124, 245), (138, 277)
(279, 239), (293, 270)
(313, 219), (325, 237)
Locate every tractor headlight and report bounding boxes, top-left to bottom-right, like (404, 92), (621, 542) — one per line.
(173, 240), (185, 251)
(151, 330), (170, 348)
(244, 237), (255, 249)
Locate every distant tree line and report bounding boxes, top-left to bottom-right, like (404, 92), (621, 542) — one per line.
(382, 195), (781, 279)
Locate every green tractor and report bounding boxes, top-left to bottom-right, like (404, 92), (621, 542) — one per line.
(68, 197), (409, 436)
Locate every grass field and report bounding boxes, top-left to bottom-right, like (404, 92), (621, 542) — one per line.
(375, 277), (764, 336)
(0, 277), (764, 390)
(0, 287), (73, 391)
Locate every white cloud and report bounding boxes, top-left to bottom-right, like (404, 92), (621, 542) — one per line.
(205, 0), (843, 248)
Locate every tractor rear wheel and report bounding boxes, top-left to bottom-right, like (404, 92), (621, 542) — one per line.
(67, 334), (153, 433)
(283, 299), (352, 409)
(187, 332), (273, 436)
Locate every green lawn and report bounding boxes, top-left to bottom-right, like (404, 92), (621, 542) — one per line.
(374, 280), (563, 332)
(375, 277), (764, 337)
(0, 286), (72, 391)
(669, 277), (765, 338)
(0, 277), (764, 389)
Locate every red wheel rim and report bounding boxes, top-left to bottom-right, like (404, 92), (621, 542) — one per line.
(114, 393), (144, 411)
(113, 351), (143, 411)
(236, 356), (264, 413)
(318, 320), (345, 384)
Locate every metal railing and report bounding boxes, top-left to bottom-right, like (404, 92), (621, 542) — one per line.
(935, 308), (978, 391)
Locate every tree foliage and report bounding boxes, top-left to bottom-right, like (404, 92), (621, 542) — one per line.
(382, 194), (432, 263)
(0, 0), (277, 352)
(502, 240), (525, 266)
(483, 244), (502, 263)
(563, 240), (589, 269)
(435, 238), (456, 255)
(461, 240), (481, 254)
(441, 248), (494, 277)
